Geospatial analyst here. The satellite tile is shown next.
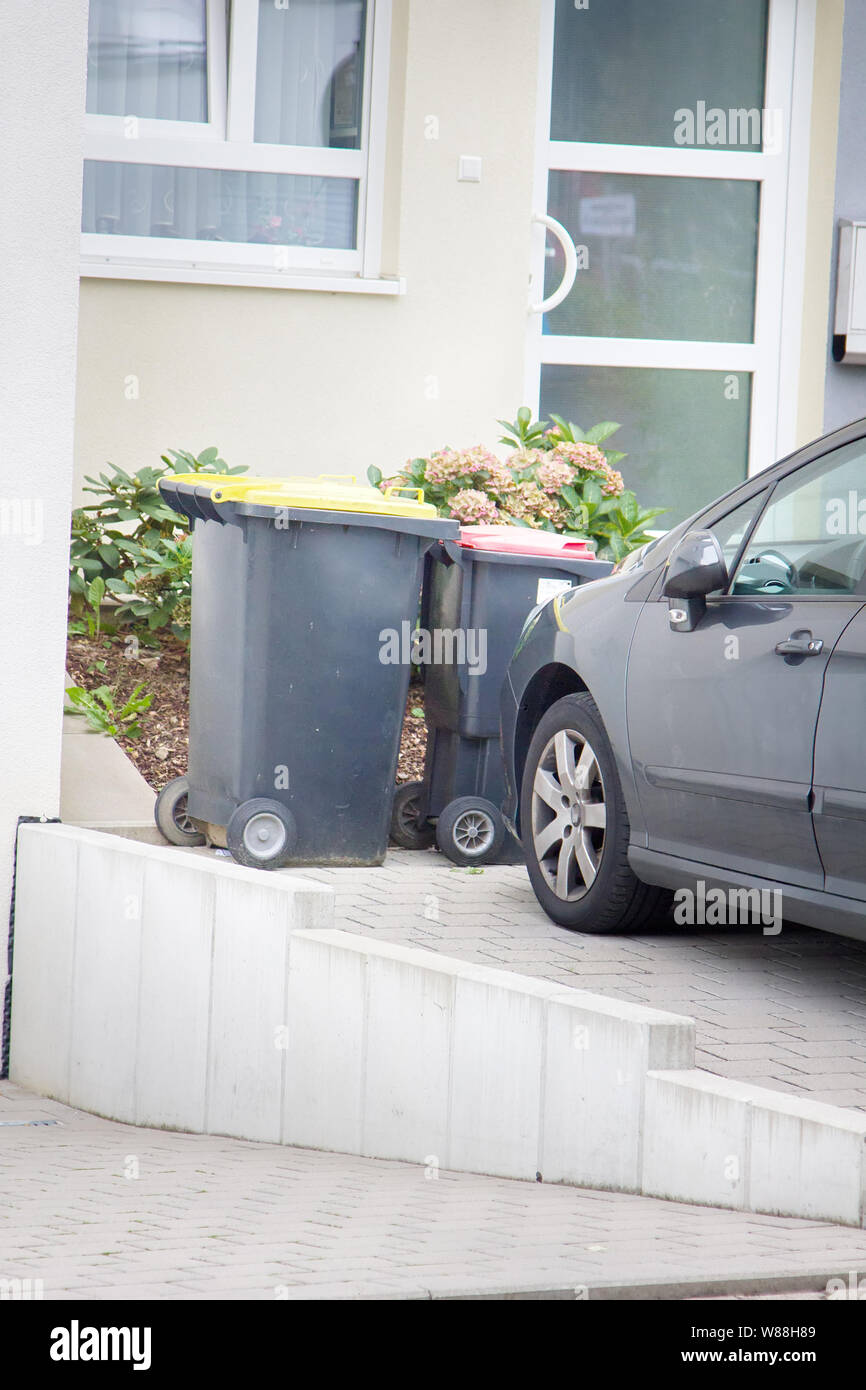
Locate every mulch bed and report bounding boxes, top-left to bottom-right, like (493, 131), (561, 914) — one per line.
(65, 630), (427, 792)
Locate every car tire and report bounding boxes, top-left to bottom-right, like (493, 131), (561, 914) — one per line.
(520, 692), (668, 933)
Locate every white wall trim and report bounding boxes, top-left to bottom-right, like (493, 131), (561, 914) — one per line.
(775, 0), (818, 458)
(541, 336), (757, 372)
(360, 0), (393, 281)
(81, 259), (406, 294)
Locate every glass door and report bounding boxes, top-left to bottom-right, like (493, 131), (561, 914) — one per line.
(527, 0), (811, 526)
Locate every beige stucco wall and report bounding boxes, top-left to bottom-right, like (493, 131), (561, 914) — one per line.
(73, 0), (542, 495)
(0, 1), (88, 1004)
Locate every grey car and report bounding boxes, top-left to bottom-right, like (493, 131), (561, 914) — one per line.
(500, 417), (866, 940)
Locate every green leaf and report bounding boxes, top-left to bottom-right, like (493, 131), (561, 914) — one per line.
(560, 485), (581, 512)
(97, 544), (120, 568)
(635, 506), (667, 526)
(407, 457), (427, 483)
(583, 421), (621, 445)
(583, 479), (603, 509)
(619, 491), (639, 526)
(87, 575), (106, 609)
(366, 465), (383, 487)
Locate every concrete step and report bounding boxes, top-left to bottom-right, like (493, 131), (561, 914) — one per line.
(60, 690), (157, 839)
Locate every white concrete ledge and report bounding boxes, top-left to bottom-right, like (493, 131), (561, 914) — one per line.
(9, 823), (866, 1225)
(643, 1070), (866, 1226)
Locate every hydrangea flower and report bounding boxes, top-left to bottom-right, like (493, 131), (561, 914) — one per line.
(550, 441), (608, 472)
(460, 446), (502, 474)
(536, 459), (576, 494)
(448, 488), (499, 524)
(538, 497), (572, 527)
(505, 447), (548, 470)
(423, 448), (468, 484)
(508, 481), (547, 519)
(484, 462), (518, 494)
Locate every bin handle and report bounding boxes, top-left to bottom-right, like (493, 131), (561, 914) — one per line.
(384, 485), (426, 503)
(317, 473), (358, 483)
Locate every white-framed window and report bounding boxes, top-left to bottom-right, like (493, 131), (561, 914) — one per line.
(81, 0), (398, 293)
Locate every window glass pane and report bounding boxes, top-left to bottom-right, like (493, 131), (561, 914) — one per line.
(545, 173), (759, 342)
(551, 0), (768, 150)
(732, 440), (866, 595)
(255, 0), (367, 148)
(708, 495), (765, 574)
(86, 0), (208, 122)
(540, 365), (751, 527)
(82, 160), (358, 249)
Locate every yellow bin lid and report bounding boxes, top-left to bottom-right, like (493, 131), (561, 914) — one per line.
(200, 472), (438, 519)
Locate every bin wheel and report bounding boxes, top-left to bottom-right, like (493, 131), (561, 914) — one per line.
(435, 796), (506, 867)
(154, 776), (206, 847)
(390, 781), (435, 850)
(226, 799), (297, 870)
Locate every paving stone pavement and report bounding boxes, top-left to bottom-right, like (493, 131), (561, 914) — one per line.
(3, 1080), (866, 1302)
(276, 849), (866, 1112)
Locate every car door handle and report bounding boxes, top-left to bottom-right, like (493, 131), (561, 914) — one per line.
(774, 630), (824, 657)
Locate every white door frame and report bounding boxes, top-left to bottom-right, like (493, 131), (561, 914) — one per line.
(526, 0), (817, 478)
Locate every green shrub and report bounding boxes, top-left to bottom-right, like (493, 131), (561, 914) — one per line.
(64, 682), (152, 738)
(372, 408), (665, 562)
(69, 446), (244, 644)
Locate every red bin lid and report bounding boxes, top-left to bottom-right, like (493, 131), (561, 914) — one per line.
(456, 524), (594, 556)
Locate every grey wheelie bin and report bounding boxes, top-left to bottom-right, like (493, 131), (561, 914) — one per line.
(390, 524), (612, 866)
(154, 473), (458, 869)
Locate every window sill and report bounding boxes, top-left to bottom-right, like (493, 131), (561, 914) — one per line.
(80, 258), (406, 295)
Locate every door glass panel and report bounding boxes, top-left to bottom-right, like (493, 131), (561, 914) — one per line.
(540, 365), (751, 527)
(82, 160), (359, 248)
(708, 494), (767, 574)
(255, 0), (367, 148)
(732, 439), (866, 595)
(545, 172), (759, 342)
(86, 0), (209, 122)
(551, 0), (768, 150)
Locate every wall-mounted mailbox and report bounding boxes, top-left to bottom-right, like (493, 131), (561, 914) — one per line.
(833, 221), (866, 364)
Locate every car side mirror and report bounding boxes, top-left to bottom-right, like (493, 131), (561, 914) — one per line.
(662, 530), (728, 631)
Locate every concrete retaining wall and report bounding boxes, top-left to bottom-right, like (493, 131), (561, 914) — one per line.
(10, 824), (866, 1225)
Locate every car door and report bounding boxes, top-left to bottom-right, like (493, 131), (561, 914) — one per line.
(626, 438), (866, 889)
(812, 605), (866, 901)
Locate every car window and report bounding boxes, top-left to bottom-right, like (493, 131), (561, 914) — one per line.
(706, 494), (766, 582)
(731, 439), (866, 595)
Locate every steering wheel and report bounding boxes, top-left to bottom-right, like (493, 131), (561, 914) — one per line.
(737, 548), (798, 594)
(847, 536), (866, 593)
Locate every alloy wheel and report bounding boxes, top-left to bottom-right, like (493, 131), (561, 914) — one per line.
(530, 728), (607, 900)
